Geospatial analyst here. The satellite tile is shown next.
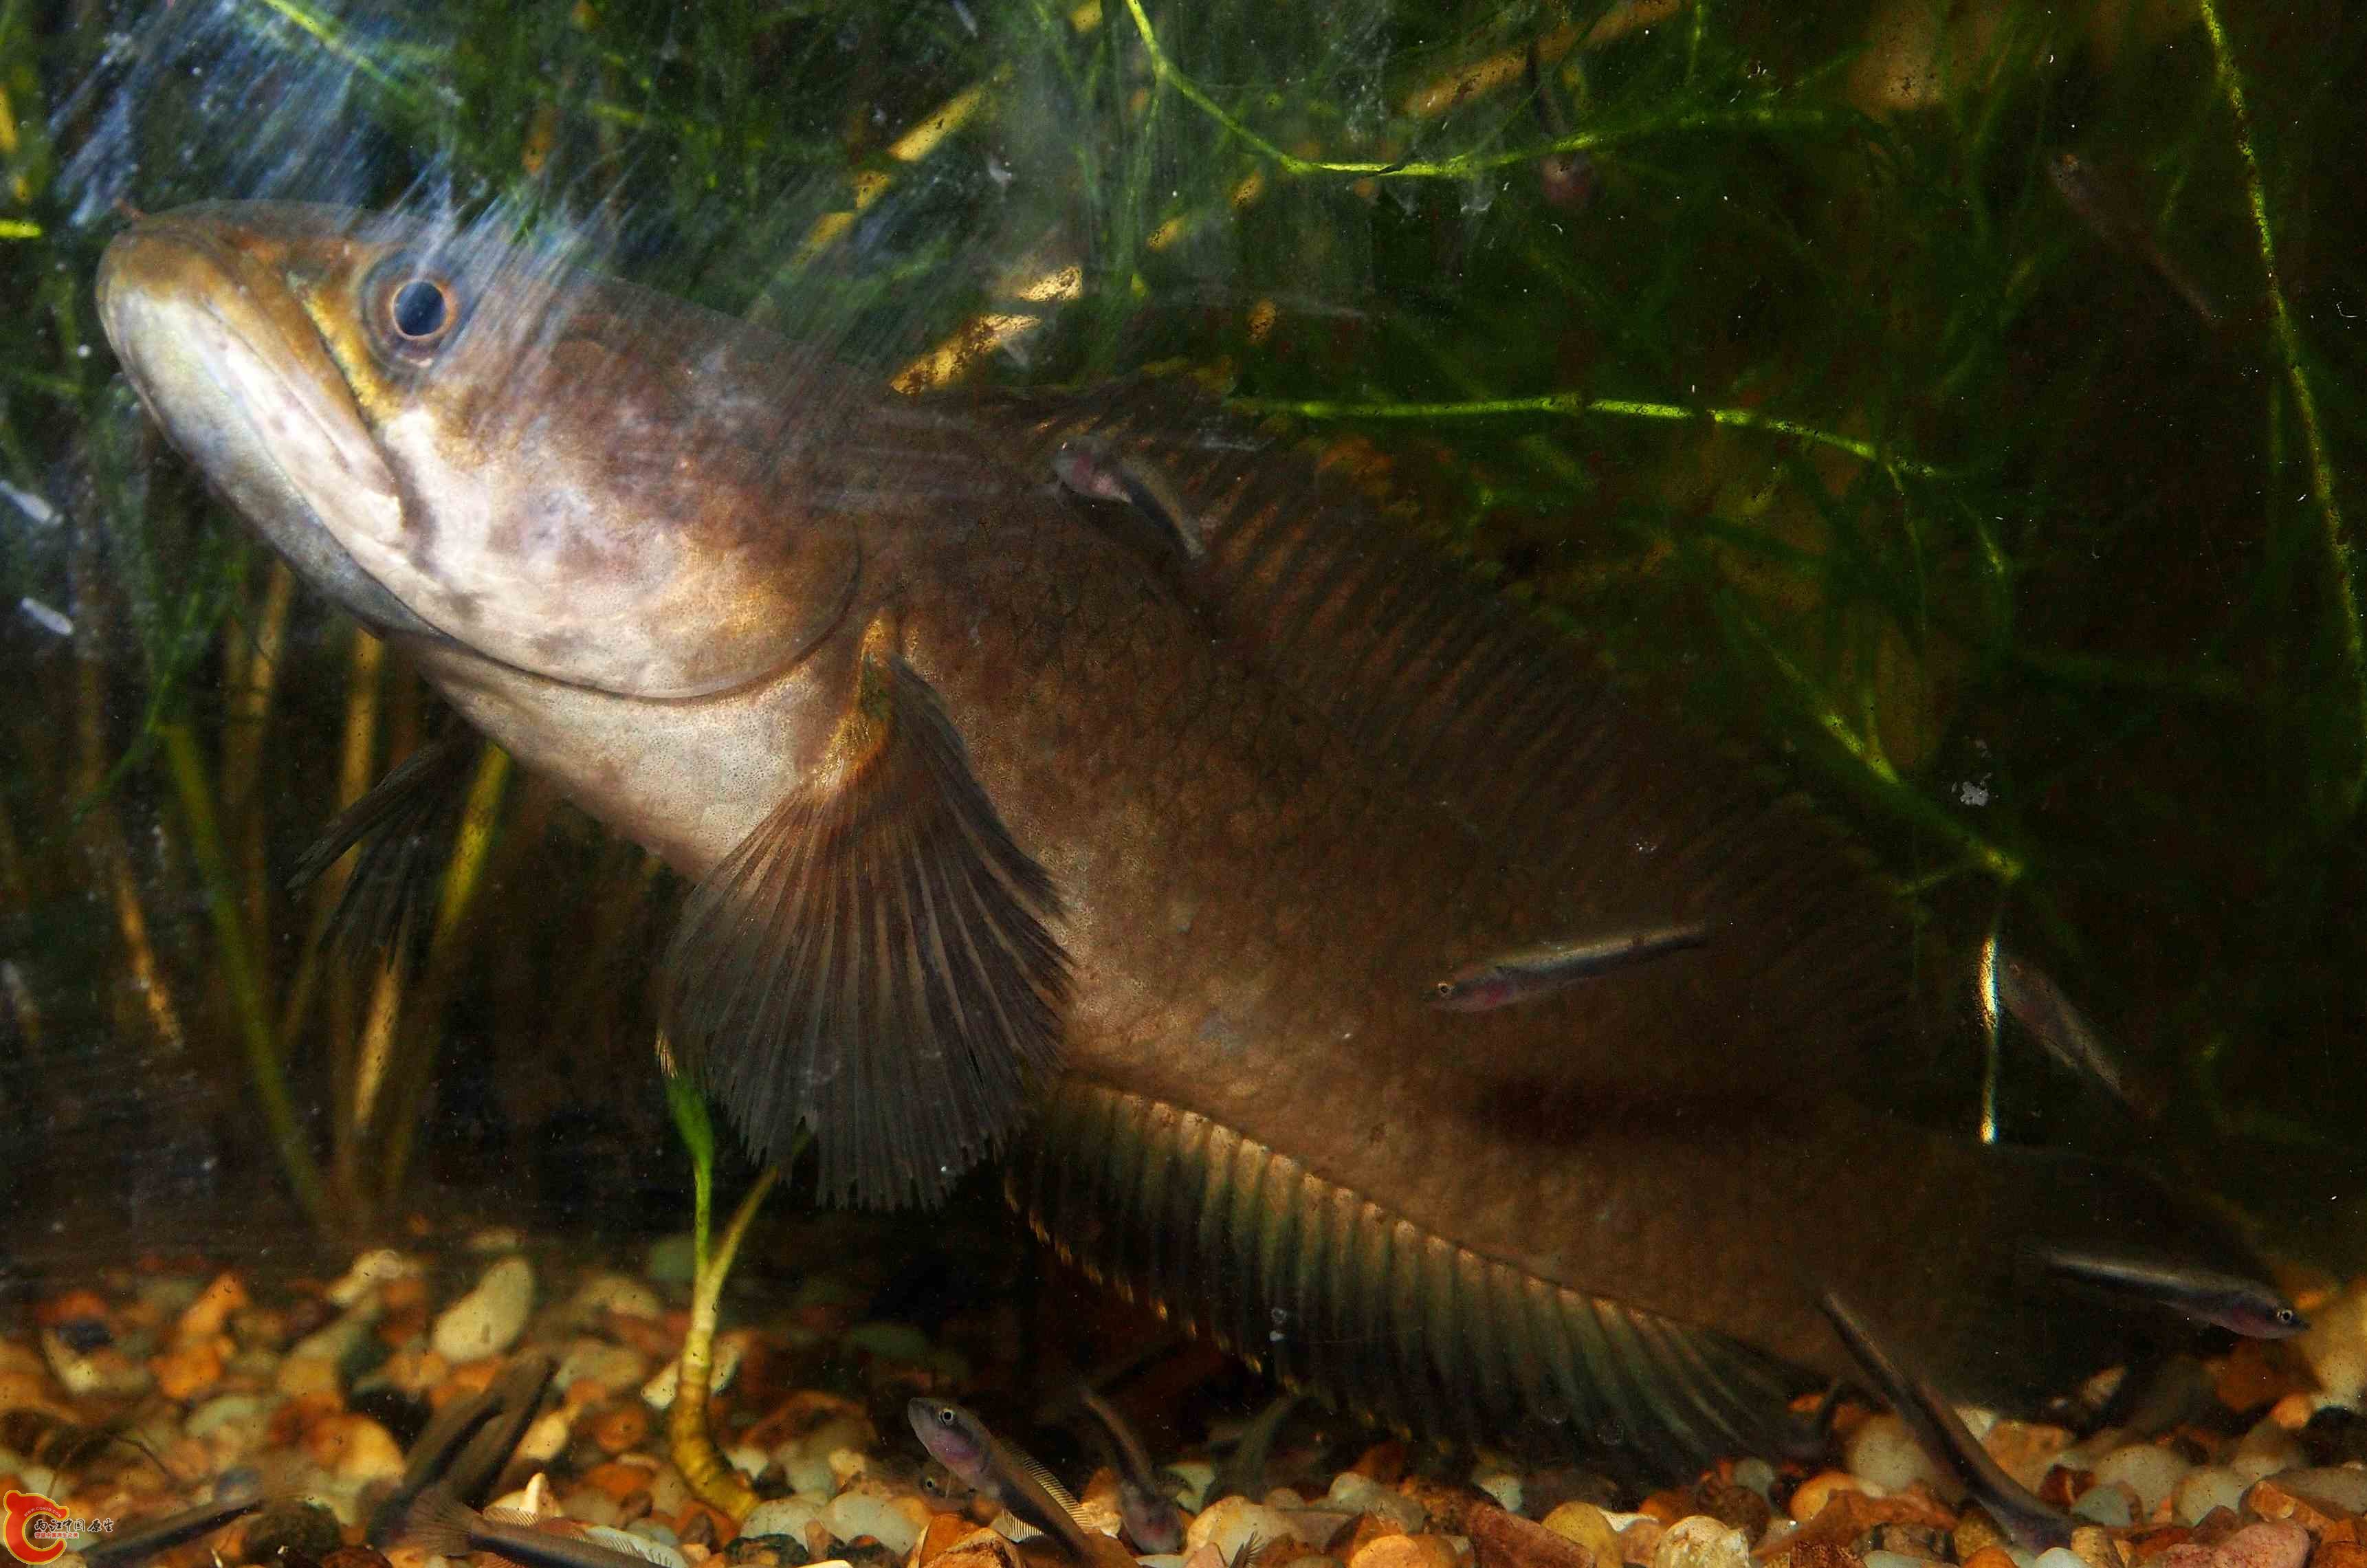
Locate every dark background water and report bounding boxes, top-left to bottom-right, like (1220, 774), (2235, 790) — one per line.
(0, 0), (2361, 1285)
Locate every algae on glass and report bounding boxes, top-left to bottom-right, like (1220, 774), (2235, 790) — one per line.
(0, 0), (2360, 1260)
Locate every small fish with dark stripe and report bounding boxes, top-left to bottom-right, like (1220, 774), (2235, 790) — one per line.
(2040, 1246), (2308, 1338)
(1431, 922), (1708, 1011)
(80, 1481), (264, 1567)
(1075, 1388), (1182, 1552)
(908, 1398), (1100, 1562)
(1053, 436), (1207, 562)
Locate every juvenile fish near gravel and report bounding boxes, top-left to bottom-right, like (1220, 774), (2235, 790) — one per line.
(909, 1398), (1101, 1562)
(98, 200), (2282, 1477)
(80, 1483), (263, 1567)
(1076, 1388), (1183, 1552)
(1429, 921), (1708, 1011)
(2039, 1246), (2308, 1338)
(404, 1486), (667, 1568)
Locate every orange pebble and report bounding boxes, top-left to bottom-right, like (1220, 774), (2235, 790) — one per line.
(1787, 1472), (1864, 1525)
(1963, 1548), (2020, 1568)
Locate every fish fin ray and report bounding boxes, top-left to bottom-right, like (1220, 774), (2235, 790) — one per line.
(401, 1485), (479, 1559)
(1013, 1080), (1819, 1481)
(289, 723), (485, 969)
(665, 615), (1069, 1210)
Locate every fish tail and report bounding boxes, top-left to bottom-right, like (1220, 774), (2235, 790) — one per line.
(404, 1485), (481, 1560)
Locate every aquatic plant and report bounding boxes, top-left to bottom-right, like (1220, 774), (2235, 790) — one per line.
(0, 0), (2359, 1244)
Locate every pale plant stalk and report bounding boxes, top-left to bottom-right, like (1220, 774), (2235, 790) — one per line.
(223, 560), (296, 959)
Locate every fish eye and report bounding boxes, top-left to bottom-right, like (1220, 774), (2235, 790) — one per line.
(2278, 1306), (2300, 1326)
(371, 265), (463, 357)
(1433, 982), (1455, 997)
(934, 1406), (958, 1426)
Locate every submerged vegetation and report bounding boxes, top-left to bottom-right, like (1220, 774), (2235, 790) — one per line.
(0, 0), (2359, 1246)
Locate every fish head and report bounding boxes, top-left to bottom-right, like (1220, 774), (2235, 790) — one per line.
(96, 200), (863, 701)
(907, 1397), (990, 1477)
(2212, 1292), (2308, 1340)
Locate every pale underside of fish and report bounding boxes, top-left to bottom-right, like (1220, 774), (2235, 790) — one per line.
(94, 201), (2267, 1478)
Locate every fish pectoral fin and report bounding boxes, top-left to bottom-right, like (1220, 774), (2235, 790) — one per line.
(663, 613), (1070, 1210)
(287, 721), (487, 970)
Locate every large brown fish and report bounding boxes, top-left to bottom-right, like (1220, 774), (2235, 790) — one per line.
(96, 201), (2266, 1475)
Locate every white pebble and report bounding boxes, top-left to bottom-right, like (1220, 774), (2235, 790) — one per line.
(1867, 1553), (1930, 1568)
(1473, 1470), (1523, 1514)
(1187, 1497), (1303, 1560)
(1168, 1460), (1218, 1511)
(1847, 1414), (1943, 1493)
(2230, 1418), (2307, 1482)
(1649, 1516), (1749, 1568)
(570, 1273), (664, 1323)
(516, 1409), (573, 1466)
(432, 1257), (535, 1362)
(2095, 1444), (2191, 1514)
(327, 1249), (421, 1307)
(2265, 1468), (2367, 1514)
(1325, 1472), (1427, 1532)
(2172, 1466), (2247, 1525)
(2071, 1482), (2134, 1527)
(819, 1492), (925, 1556)
(2034, 1549), (2088, 1568)
(727, 1444), (772, 1479)
(741, 1497), (824, 1541)
(1731, 1459), (1778, 1500)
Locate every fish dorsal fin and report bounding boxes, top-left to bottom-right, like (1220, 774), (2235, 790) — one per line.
(663, 612), (1070, 1208)
(289, 723), (485, 969)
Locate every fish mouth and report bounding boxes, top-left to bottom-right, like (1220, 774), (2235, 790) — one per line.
(96, 209), (437, 641)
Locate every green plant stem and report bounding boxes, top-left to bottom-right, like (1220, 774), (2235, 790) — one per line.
(2194, 0), (2362, 814)
(665, 1062), (717, 1277)
(1228, 389), (1949, 481)
(159, 719), (329, 1226)
(1119, 0), (1820, 181)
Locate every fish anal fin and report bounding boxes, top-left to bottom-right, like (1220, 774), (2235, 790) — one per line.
(664, 613), (1070, 1210)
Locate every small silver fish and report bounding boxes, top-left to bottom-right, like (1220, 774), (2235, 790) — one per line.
(1990, 947), (2165, 1121)
(1076, 1389), (1183, 1553)
(1052, 437), (1207, 561)
(404, 1486), (666, 1568)
(2047, 151), (2222, 329)
(2040, 1246), (2307, 1338)
(1816, 1288), (2072, 1553)
(908, 1398), (1101, 1562)
(1431, 921), (1708, 1011)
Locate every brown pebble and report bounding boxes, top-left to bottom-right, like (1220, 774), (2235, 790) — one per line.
(1352, 1443), (1409, 1483)
(322, 1549), (394, 1568)
(1347, 1517), (1413, 1558)
(1790, 1490), (1955, 1554)
(1771, 1546), (1865, 1568)
(2313, 1544), (2367, 1568)
(2192, 1510), (2245, 1549)
(2129, 1532), (2197, 1566)
(2244, 1478), (2360, 1541)
(1618, 1519), (1664, 1568)
(2042, 1469), (2099, 1510)
(1467, 1503), (1595, 1568)
(676, 1506), (736, 1549)
(1953, 1508), (2012, 1560)
(615, 1490), (654, 1525)
(1690, 1481), (1770, 1542)
(1867, 1523), (1946, 1561)
(1347, 1535), (1460, 1568)
(2069, 1525), (2130, 1568)
(588, 1402), (651, 1455)
(1983, 1422), (2077, 1493)
(1636, 1492), (1691, 1526)
(1961, 1548), (2018, 1568)
(1541, 1503), (1620, 1568)
(916, 1514), (976, 1565)
(1398, 1479), (1487, 1536)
